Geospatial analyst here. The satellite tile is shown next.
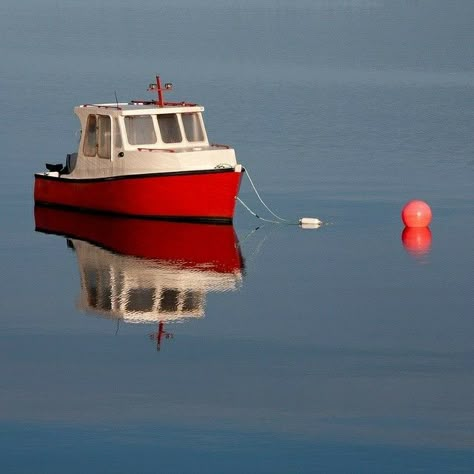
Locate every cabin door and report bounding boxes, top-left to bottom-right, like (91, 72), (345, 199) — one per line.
(84, 114), (111, 159)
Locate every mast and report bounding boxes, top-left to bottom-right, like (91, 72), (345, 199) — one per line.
(149, 321), (174, 351)
(147, 75), (173, 107)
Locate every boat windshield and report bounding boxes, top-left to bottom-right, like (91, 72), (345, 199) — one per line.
(125, 115), (157, 145)
(157, 114), (182, 144)
(182, 113), (204, 142)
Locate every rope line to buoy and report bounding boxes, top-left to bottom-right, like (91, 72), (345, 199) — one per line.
(238, 166), (323, 227)
(243, 168), (292, 223)
(237, 197), (286, 224)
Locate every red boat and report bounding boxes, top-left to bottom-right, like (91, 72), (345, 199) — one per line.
(34, 76), (243, 222)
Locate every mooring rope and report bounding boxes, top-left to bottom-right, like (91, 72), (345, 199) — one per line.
(237, 196), (286, 224)
(243, 168), (292, 223)
(237, 166), (323, 227)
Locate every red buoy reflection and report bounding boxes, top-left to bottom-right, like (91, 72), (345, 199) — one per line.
(401, 226), (432, 257)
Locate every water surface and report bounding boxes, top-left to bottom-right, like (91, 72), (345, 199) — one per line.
(0, 1), (473, 472)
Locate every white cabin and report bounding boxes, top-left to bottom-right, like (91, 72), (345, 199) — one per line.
(64, 101), (238, 179)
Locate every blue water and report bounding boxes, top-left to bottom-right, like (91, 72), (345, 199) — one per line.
(1, 0), (473, 472)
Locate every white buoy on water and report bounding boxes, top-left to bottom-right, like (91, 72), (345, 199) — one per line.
(299, 217), (322, 228)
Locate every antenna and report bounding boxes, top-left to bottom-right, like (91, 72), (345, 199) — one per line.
(114, 90), (119, 109)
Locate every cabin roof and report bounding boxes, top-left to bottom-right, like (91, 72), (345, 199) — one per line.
(76, 102), (204, 115)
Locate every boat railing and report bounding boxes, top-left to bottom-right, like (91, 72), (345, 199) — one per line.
(137, 144), (231, 153)
(130, 100), (198, 107)
(137, 148), (176, 153)
(210, 143), (231, 149)
(81, 103), (123, 110)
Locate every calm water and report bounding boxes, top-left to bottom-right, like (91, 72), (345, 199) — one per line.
(1, 0), (473, 472)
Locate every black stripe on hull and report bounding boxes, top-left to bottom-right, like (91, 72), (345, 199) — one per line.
(34, 167), (241, 184)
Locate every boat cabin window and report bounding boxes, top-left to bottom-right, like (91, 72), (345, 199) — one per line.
(83, 114), (111, 159)
(124, 115), (157, 145)
(126, 287), (156, 313)
(83, 115), (97, 157)
(160, 288), (180, 312)
(114, 118), (122, 149)
(157, 114), (182, 144)
(182, 290), (202, 312)
(83, 265), (112, 311)
(182, 113), (204, 142)
(97, 115), (111, 158)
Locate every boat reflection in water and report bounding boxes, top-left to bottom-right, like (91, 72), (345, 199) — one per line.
(34, 206), (244, 350)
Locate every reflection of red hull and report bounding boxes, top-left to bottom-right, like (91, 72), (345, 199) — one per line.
(34, 169), (242, 222)
(34, 206), (243, 273)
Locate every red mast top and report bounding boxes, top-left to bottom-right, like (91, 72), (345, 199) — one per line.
(147, 75), (173, 107)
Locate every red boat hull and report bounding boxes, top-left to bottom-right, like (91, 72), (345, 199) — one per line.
(34, 169), (243, 222)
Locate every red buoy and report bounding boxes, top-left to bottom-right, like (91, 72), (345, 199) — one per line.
(401, 200), (432, 228)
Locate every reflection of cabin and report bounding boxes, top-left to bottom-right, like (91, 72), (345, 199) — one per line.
(73, 240), (242, 323)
